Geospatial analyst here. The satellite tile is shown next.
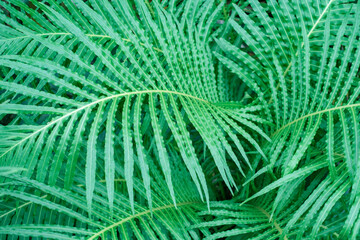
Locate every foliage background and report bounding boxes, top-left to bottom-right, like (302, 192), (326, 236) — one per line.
(0, 0), (360, 239)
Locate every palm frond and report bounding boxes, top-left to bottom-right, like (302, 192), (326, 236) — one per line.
(0, 0), (266, 223)
(216, 0), (360, 239)
(1, 0), (359, 239)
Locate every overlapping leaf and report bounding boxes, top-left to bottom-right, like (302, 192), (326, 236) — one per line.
(0, 0), (267, 233)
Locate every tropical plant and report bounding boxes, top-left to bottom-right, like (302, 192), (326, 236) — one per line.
(0, 0), (359, 239)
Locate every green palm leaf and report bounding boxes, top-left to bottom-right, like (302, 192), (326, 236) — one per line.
(0, 0), (266, 237)
(1, 0), (359, 239)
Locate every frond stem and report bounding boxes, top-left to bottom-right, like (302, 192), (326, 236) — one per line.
(268, 0), (336, 104)
(0, 33), (163, 53)
(0, 90), (209, 159)
(0, 179), (125, 219)
(273, 102), (360, 136)
(87, 201), (201, 240)
(0, 195), (48, 219)
(282, 0), (336, 77)
(253, 205), (288, 240)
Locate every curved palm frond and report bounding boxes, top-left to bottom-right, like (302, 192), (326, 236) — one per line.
(194, 166), (351, 240)
(0, 0), (268, 219)
(1, 0), (359, 239)
(215, 0), (360, 239)
(0, 165), (208, 240)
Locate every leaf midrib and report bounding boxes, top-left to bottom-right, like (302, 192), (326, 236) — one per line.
(0, 179), (125, 219)
(252, 205), (288, 240)
(273, 102), (360, 136)
(0, 32), (163, 52)
(282, 0), (336, 77)
(0, 90), (209, 159)
(268, 0), (336, 105)
(87, 201), (201, 240)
